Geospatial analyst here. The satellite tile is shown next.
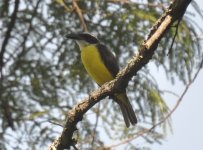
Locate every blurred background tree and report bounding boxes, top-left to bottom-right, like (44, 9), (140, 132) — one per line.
(0, 0), (202, 149)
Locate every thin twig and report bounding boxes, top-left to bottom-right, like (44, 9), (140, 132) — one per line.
(72, 144), (79, 150)
(162, 90), (179, 98)
(91, 103), (100, 149)
(105, 54), (203, 149)
(0, 0), (19, 69)
(48, 120), (64, 127)
(0, 0), (20, 131)
(167, 19), (181, 56)
(72, 0), (88, 32)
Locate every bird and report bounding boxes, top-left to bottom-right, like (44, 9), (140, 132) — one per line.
(66, 32), (137, 127)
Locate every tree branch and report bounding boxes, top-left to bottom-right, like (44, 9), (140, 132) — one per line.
(0, 0), (20, 130)
(91, 103), (100, 148)
(48, 0), (192, 149)
(72, 0), (88, 32)
(0, 0), (19, 69)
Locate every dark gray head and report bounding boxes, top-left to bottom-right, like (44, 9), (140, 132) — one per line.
(66, 32), (99, 44)
(66, 32), (99, 50)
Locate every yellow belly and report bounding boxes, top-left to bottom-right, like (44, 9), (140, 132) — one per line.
(81, 45), (114, 85)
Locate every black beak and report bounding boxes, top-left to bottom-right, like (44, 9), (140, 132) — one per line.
(65, 33), (81, 40)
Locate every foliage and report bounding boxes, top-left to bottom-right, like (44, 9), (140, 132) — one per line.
(0, 0), (202, 149)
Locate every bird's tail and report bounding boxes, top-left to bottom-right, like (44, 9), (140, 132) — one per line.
(113, 92), (137, 128)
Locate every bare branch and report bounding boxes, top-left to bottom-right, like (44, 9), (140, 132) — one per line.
(0, 0), (19, 69)
(91, 103), (100, 149)
(72, 0), (88, 32)
(167, 20), (181, 55)
(0, 0), (20, 130)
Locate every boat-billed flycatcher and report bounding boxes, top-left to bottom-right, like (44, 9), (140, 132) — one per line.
(66, 32), (137, 127)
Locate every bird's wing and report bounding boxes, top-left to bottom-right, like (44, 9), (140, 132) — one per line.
(96, 43), (119, 77)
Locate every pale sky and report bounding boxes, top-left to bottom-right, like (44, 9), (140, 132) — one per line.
(152, 71), (203, 149)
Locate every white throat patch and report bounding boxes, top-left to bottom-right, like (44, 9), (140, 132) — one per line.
(76, 40), (89, 50)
